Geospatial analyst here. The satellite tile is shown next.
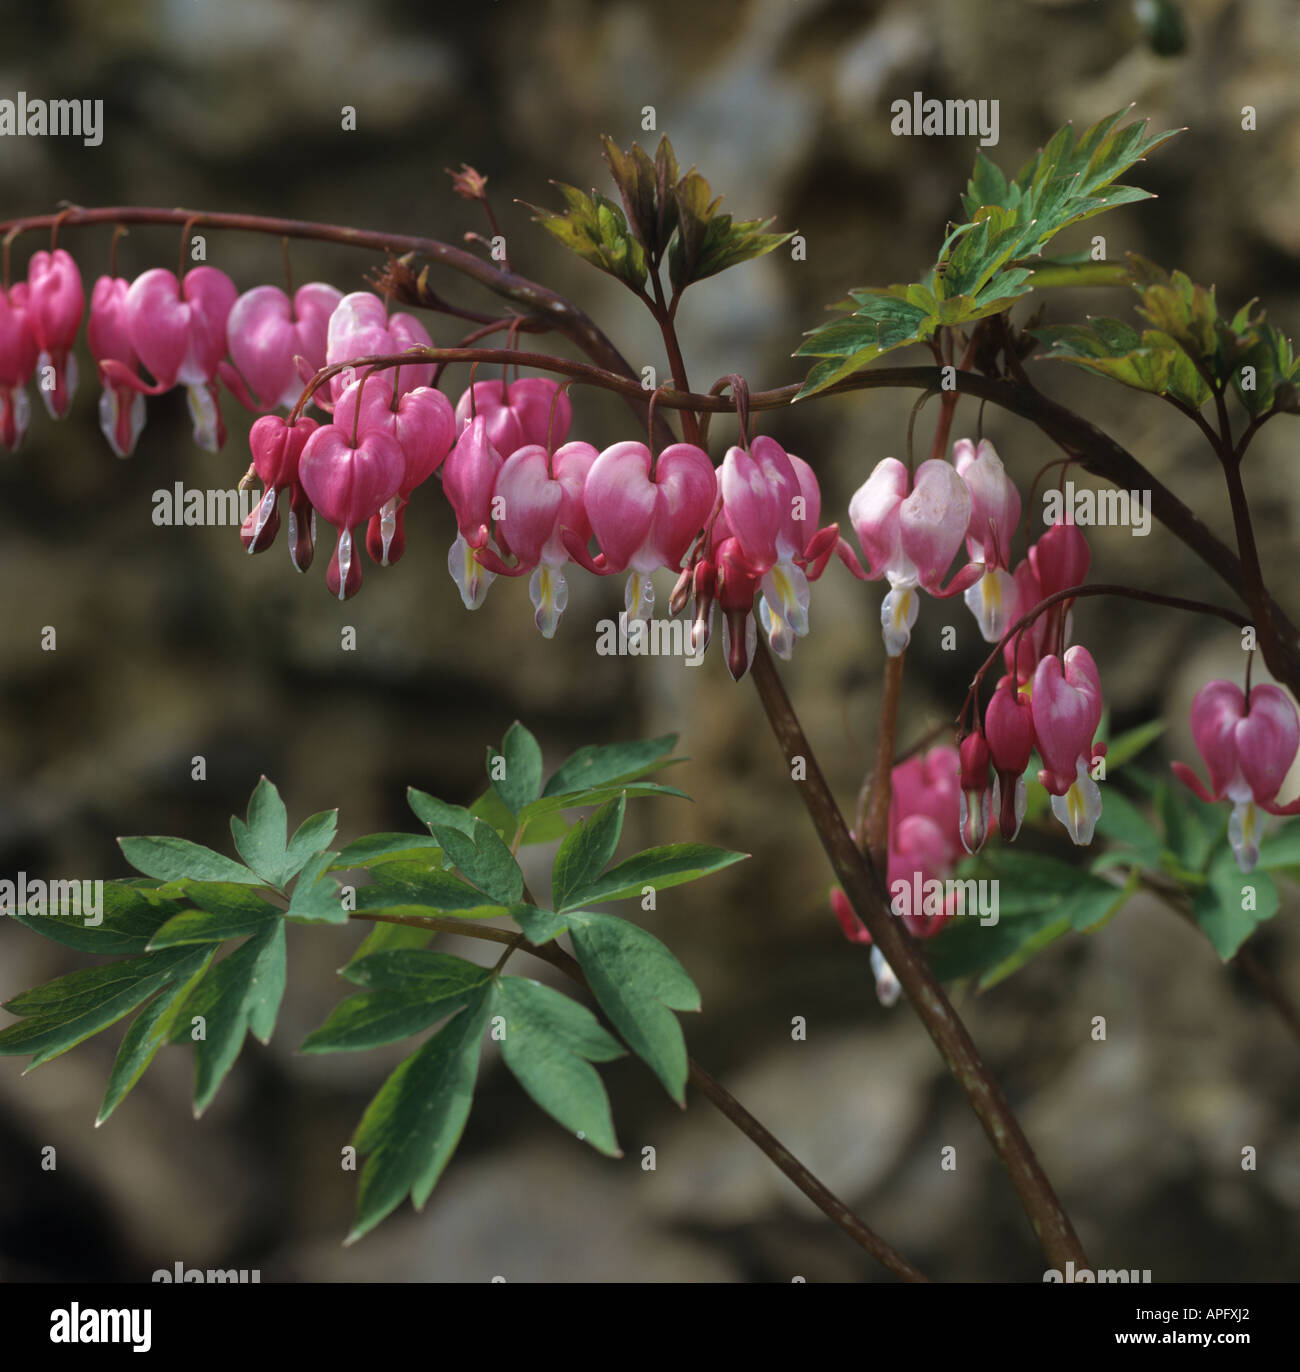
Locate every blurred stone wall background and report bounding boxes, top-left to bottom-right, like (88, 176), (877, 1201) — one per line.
(1, 0), (1298, 1281)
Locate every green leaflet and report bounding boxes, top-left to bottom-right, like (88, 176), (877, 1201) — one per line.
(557, 843), (746, 911)
(0, 944), (213, 1069)
(551, 796), (626, 912)
(98, 952), (215, 1124)
(566, 911), (701, 1104)
(487, 721), (544, 817)
(348, 986), (494, 1242)
(1193, 849), (1279, 961)
(494, 977), (624, 1157)
(167, 922), (287, 1116)
(303, 952), (492, 1053)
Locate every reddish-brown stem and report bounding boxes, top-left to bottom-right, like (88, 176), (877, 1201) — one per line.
(863, 653), (906, 871)
(748, 641), (1089, 1271)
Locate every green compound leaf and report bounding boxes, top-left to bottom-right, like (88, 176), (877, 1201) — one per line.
(551, 796), (626, 912)
(342, 948), (494, 993)
(230, 776), (290, 888)
(303, 954), (492, 1054)
(527, 182), (649, 292)
(1193, 848), (1279, 961)
(0, 944), (212, 1070)
(329, 833), (443, 870)
(118, 835), (262, 887)
(541, 735), (679, 798)
(566, 911), (700, 1104)
(97, 952), (215, 1124)
(559, 843), (747, 911)
(286, 850), (346, 924)
(167, 922), (287, 1116)
(9, 880), (183, 955)
(1034, 317), (1211, 408)
(348, 985), (494, 1243)
(352, 858), (509, 918)
(494, 977), (624, 1157)
(342, 921), (432, 973)
(406, 789), (476, 837)
(147, 883), (282, 948)
(797, 109), (1181, 398)
(283, 809), (340, 881)
(488, 721), (545, 817)
(431, 820), (524, 906)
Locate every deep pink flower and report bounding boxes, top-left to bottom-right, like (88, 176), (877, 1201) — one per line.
(0, 282), (38, 451)
(325, 292), (433, 401)
(298, 423), (404, 600)
(958, 731), (993, 854)
(227, 283), (342, 411)
(86, 276), (147, 458)
(239, 414), (319, 569)
(566, 440), (717, 622)
(984, 676), (1036, 841)
(26, 248), (84, 419)
(454, 377), (573, 456)
(472, 440), (597, 636)
(442, 414), (505, 610)
(1172, 679), (1300, 871)
(332, 376), (455, 567)
(718, 436), (860, 659)
(99, 267), (239, 450)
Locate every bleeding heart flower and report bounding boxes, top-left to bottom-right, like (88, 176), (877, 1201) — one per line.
(442, 414), (505, 609)
(719, 436), (861, 660)
(26, 248), (84, 419)
(472, 439), (598, 636)
(1032, 645), (1104, 844)
(240, 414), (319, 569)
(102, 267), (238, 450)
(958, 731), (993, 854)
(454, 377), (573, 456)
(227, 282), (342, 411)
(324, 292), (433, 401)
(984, 676), (1036, 841)
(86, 276), (147, 458)
(849, 457), (980, 656)
(332, 376), (456, 567)
(0, 282), (37, 451)
(567, 440), (717, 622)
(1172, 679), (1300, 871)
(298, 422), (404, 600)
(953, 439), (1022, 643)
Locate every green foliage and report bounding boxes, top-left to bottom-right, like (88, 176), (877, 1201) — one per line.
(532, 135), (791, 298)
(1037, 257), (1300, 417)
(527, 182), (649, 292)
(1, 726), (744, 1244)
(796, 109), (1180, 397)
